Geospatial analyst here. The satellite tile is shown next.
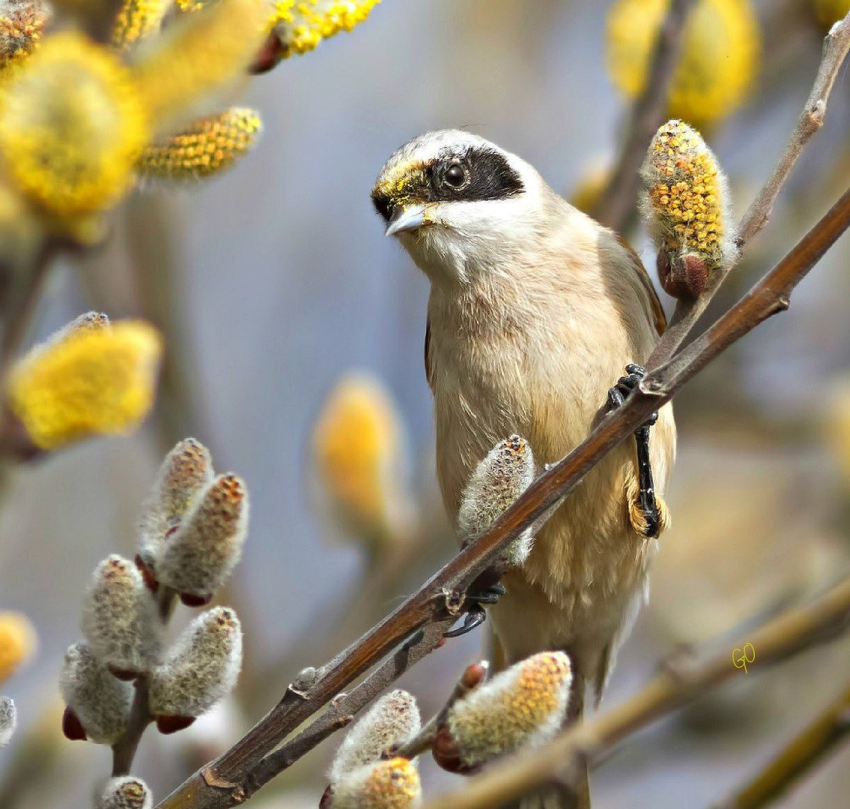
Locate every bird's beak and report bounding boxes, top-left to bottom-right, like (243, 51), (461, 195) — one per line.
(385, 204), (427, 237)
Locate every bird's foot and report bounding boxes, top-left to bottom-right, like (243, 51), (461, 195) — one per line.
(608, 364), (664, 539)
(443, 582), (505, 639)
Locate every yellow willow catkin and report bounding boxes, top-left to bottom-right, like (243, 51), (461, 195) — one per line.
(137, 108), (262, 180)
(131, 0), (268, 133)
(0, 612), (37, 685)
(0, 0), (50, 69)
(332, 758), (421, 809)
(814, 0), (850, 25)
(6, 320), (163, 450)
(271, 0), (382, 56)
(0, 32), (149, 219)
(111, 0), (171, 51)
(641, 120), (734, 273)
(607, 0), (760, 128)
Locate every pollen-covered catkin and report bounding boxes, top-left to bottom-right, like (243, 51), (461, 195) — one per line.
(137, 108), (263, 181)
(98, 777), (153, 809)
(446, 651), (572, 768)
(111, 0), (170, 50)
(331, 758), (421, 809)
(138, 438), (214, 575)
(0, 611), (37, 684)
(329, 690), (421, 784)
(0, 696), (16, 747)
(81, 556), (161, 678)
(271, 0), (382, 57)
(149, 607), (242, 723)
(60, 643), (132, 744)
(153, 474), (248, 601)
(640, 120), (734, 299)
(0, 0), (50, 69)
(457, 435), (535, 568)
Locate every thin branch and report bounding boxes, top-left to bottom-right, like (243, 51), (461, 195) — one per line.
(648, 12), (850, 367)
(591, 0), (697, 231)
(154, 178), (850, 809)
(712, 680), (850, 809)
(416, 575), (850, 809)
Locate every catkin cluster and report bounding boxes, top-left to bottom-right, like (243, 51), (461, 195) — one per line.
(640, 120), (735, 299)
(60, 438), (247, 748)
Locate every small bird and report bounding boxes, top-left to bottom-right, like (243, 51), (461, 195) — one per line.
(372, 130), (676, 801)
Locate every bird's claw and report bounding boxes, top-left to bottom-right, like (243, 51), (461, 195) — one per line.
(443, 583), (506, 638)
(607, 364), (658, 432)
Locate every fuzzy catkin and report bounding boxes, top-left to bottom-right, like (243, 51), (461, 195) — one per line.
(138, 437), (214, 572)
(457, 435), (535, 568)
(329, 690), (421, 784)
(271, 0), (383, 57)
(331, 758), (421, 809)
(81, 555), (162, 676)
(149, 607), (242, 719)
(153, 474), (248, 599)
(98, 776), (153, 809)
(0, 696), (16, 746)
(446, 652), (572, 767)
(60, 643), (132, 744)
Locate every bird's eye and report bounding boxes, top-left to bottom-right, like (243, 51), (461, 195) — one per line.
(443, 164), (467, 189)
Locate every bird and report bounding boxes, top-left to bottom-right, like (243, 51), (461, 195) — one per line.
(372, 130), (676, 803)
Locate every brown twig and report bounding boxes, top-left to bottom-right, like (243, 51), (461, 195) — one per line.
(591, 0), (697, 231)
(648, 12), (850, 367)
(712, 680), (850, 809)
(154, 181), (850, 809)
(416, 575), (850, 809)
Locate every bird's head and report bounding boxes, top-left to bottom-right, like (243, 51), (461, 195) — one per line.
(372, 130), (551, 285)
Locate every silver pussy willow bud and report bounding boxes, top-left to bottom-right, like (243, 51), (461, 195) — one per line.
(457, 435), (535, 568)
(149, 607), (242, 730)
(153, 474), (249, 604)
(60, 643), (132, 744)
(329, 690), (421, 785)
(138, 437), (214, 576)
(444, 651), (572, 768)
(0, 696), (16, 747)
(81, 555), (162, 679)
(97, 776), (153, 809)
(331, 758), (421, 809)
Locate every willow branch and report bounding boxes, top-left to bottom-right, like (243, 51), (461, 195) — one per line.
(648, 12), (850, 367)
(417, 575), (850, 809)
(713, 680), (850, 809)
(154, 168), (850, 809)
(591, 0), (697, 231)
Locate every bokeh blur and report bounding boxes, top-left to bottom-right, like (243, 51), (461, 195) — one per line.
(2, 0), (850, 807)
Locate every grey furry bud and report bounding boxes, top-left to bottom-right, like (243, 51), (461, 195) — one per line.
(149, 607), (242, 725)
(457, 435), (535, 568)
(331, 758), (421, 809)
(138, 438), (214, 575)
(0, 696), (16, 746)
(60, 643), (132, 744)
(98, 776), (152, 809)
(154, 474), (249, 603)
(81, 555), (162, 678)
(329, 690), (421, 784)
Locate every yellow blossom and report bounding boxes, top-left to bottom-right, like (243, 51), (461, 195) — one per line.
(7, 318), (163, 450)
(138, 108), (263, 180)
(0, 0), (49, 69)
(332, 758), (421, 809)
(111, 0), (171, 50)
(607, 0), (760, 128)
(132, 0), (268, 133)
(446, 652), (572, 767)
(271, 0), (382, 57)
(0, 32), (148, 220)
(0, 611), (37, 684)
(814, 0), (850, 25)
(641, 119), (733, 271)
(313, 374), (406, 551)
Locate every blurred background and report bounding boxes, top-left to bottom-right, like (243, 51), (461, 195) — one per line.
(2, 0), (850, 806)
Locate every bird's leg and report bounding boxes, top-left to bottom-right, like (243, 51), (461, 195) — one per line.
(443, 569), (506, 639)
(608, 363), (663, 539)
